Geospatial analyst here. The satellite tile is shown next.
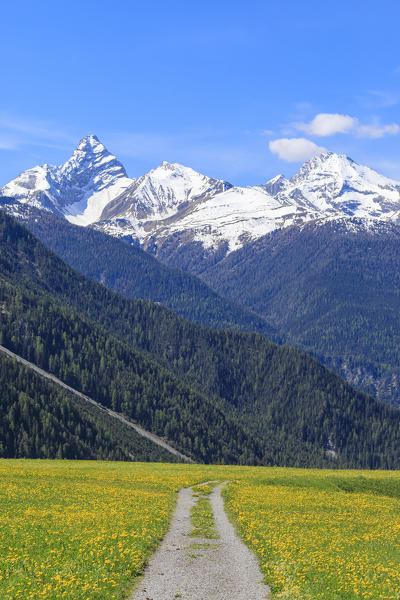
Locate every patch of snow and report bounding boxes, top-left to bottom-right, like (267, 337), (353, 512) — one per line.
(166, 185), (316, 251)
(66, 177), (132, 226)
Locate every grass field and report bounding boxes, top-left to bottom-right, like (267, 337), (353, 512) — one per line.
(0, 460), (399, 600)
(224, 469), (400, 600)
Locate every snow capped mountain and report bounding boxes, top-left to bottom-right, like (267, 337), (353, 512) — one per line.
(101, 161), (232, 221)
(93, 150), (400, 252)
(0, 163), (63, 214)
(0, 135), (133, 225)
(141, 152), (400, 252)
(265, 152), (400, 219)
(60, 135), (133, 226)
(94, 160), (232, 241)
(2, 137), (400, 257)
(151, 185), (319, 251)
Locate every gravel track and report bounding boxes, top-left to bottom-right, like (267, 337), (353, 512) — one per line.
(130, 484), (270, 600)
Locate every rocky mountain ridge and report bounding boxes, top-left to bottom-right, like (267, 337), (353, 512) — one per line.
(1, 136), (399, 257)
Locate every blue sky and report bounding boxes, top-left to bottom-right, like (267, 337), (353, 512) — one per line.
(0, 0), (399, 186)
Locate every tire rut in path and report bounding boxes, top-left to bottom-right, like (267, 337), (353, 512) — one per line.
(130, 484), (270, 600)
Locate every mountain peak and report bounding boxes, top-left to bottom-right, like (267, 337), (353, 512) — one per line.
(61, 135), (128, 183)
(156, 161), (197, 174)
(75, 134), (106, 154)
(293, 151), (358, 180)
(97, 159), (233, 232)
(155, 161), (186, 174)
(82, 133), (100, 143)
(261, 173), (288, 196)
(146, 161), (218, 185)
(0, 134), (132, 225)
(293, 151), (399, 185)
(318, 151), (355, 164)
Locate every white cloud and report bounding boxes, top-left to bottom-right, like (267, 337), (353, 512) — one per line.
(294, 112), (400, 140)
(356, 123), (400, 139)
(296, 113), (357, 136)
(269, 138), (325, 162)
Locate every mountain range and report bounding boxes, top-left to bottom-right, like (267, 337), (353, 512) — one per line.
(3, 134), (399, 262)
(2, 135), (400, 409)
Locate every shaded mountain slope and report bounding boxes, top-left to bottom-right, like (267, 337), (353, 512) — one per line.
(198, 219), (400, 406)
(1, 203), (277, 340)
(0, 352), (178, 462)
(1, 211), (399, 468)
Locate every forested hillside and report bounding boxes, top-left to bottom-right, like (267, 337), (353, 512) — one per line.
(2, 203), (276, 340)
(1, 211), (399, 468)
(1, 286), (258, 464)
(0, 352), (178, 462)
(197, 220), (400, 406)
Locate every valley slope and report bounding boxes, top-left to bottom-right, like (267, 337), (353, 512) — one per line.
(1, 203), (276, 339)
(196, 219), (400, 406)
(0, 351), (176, 462)
(1, 211), (399, 467)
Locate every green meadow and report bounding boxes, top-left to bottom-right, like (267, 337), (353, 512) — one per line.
(0, 460), (399, 600)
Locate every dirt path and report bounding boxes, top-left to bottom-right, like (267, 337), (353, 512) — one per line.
(130, 484), (270, 600)
(0, 344), (192, 462)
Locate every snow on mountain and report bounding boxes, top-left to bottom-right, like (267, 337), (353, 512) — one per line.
(91, 161), (232, 243)
(153, 185), (319, 251)
(2, 137), (400, 255)
(1, 163), (62, 214)
(0, 135), (133, 225)
(60, 135), (133, 225)
(269, 152), (400, 219)
(140, 153), (400, 252)
(261, 173), (288, 196)
(95, 151), (400, 252)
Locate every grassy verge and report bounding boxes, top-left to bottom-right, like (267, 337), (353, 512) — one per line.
(192, 481), (218, 496)
(189, 496), (220, 539)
